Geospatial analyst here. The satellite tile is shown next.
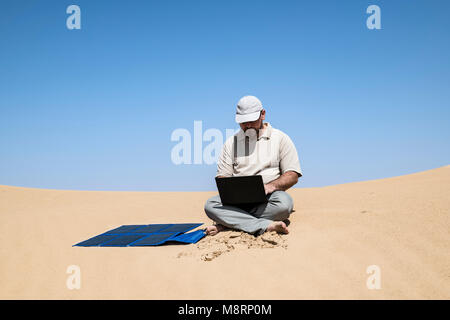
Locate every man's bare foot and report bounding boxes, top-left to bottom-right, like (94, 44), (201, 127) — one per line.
(266, 221), (289, 234)
(205, 224), (226, 236)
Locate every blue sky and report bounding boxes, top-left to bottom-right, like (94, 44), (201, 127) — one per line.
(1, 0), (449, 191)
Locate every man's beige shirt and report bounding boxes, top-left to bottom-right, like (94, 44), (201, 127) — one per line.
(216, 123), (302, 184)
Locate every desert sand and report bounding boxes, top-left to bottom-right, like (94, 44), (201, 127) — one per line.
(0, 166), (449, 299)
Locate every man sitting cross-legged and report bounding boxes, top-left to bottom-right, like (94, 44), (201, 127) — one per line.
(204, 95), (302, 236)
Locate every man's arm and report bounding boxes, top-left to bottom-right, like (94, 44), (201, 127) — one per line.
(216, 138), (234, 178)
(265, 131), (302, 195)
(264, 171), (298, 195)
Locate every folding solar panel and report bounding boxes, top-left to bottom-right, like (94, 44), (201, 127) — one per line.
(129, 232), (179, 246)
(170, 229), (206, 244)
(74, 223), (205, 247)
(160, 223), (202, 233)
(100, 234), (149, 247)
(127, 224), (171, 234)
(75, 234), (119, 247)
(104, 225), (145, 234)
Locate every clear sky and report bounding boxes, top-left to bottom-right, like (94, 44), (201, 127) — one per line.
(1, 0), (449, 191)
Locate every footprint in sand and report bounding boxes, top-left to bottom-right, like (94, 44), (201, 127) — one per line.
(178, 230), (288, 261)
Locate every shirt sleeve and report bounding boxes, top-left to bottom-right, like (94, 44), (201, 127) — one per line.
(216, 138), (234, 177)
(279, 133), (302, 177)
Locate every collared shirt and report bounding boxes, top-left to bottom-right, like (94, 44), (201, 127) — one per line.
(216, 123), (302, 184)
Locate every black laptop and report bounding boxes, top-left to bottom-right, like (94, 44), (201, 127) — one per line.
(215, 175), (267, 206)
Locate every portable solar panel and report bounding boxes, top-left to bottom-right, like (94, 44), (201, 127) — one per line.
(159, 223), (201, 233)
(74, 223), (205, 247)
(75, 234), (119, 247)
(104, 225), (145, 234)
(170, 229), (206, 244)
(127, 224), (171, 234)
(100, 234), (149, 247)
(129, 232), (179, 246)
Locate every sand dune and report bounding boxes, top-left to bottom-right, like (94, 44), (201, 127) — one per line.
(0, 166), (449, 299)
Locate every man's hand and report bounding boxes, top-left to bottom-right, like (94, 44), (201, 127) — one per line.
(264, 183), (277, 195)
(264, 171), (299, 195)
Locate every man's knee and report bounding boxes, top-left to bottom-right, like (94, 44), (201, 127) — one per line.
(270, 191), (294, 219)
(204, 195), (221, 219)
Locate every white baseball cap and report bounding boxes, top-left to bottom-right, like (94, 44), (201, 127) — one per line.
(235, 95), (263, 123)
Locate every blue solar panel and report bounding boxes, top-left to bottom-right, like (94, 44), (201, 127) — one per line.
(74, 234), (119, 247)
(170, 230), (206, 244)
(74, 223), (204, 247)
(160, 223), (201, 233)
(128, 224), (171, 234)
(100, 234), (148, 246)
(129, 232), (179, 246)
(104, 225), (145, 234)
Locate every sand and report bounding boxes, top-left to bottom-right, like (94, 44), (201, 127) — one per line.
(0, 166), (449, 299)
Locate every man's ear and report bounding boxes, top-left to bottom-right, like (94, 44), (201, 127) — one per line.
(260, 109), (266, 120)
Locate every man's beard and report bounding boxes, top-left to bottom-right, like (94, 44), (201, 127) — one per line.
(243, 122), (264, 136)
(243, 127), (259, 138)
